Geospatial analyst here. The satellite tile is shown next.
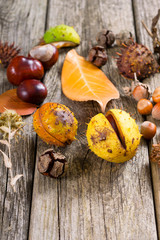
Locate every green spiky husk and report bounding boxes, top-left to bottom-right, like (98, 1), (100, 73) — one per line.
(43, 24), (80, 45)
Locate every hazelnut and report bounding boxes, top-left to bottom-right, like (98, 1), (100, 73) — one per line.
(141, 121), (156, 140)
(152, 102), (160, 120)
(152, 87), (160, 103)
(137, 99), (153, 115)
(132, 85), (149, 101)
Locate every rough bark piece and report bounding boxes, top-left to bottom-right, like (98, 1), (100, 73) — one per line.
(0, 1), (47, 240)
(29, 0), (157, 240)
(133, 1), (160, 238)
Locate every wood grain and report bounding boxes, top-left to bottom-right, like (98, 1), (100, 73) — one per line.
(0, 0), (47, 240)
(29, 0), (157, 239)
(133, 0), (160, 238)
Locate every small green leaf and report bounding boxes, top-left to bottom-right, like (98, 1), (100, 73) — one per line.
(44, 24), (80, 45)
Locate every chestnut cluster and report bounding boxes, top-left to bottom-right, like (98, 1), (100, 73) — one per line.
(6, 44), (59, 104)
(132, 84), (160, 140)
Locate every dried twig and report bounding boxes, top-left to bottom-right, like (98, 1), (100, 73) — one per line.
(0, 110), (25, 192)
(142, 9), (160, 54)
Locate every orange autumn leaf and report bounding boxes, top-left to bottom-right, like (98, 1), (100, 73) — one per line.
(0, 89), (37, 116)
(61, 49), (119, 112)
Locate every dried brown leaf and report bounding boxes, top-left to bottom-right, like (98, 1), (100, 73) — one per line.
(10, 174), (23, 187)
(0, 89), (37, 116)
(0, 140), (10, 148)
(0, 149), (12, 168)
(0, 126), (9, 133)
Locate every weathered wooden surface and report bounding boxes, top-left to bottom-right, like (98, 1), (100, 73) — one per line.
(133, 0), (160, 238)
(28, 0), (158, 240)
(0, 0), (159, 239)
(0, 1), (47, 240)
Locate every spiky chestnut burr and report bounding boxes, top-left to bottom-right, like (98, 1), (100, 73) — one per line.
(0, 42), (20, 68)
(116, 42), (159, 81)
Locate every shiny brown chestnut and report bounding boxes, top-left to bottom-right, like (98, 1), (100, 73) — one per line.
(7, 56), (44, 86)
(17, 79), (47, 104)
(29, 44), (59, 70)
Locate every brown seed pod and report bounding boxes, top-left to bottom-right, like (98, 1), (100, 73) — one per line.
(117, 42), (159, 80)
(115, 30), (133, 46)
(88, 45), (107, 67)
(96, 29), (115, 48)
(38, 149), (68, 178)
(0, 42), (21, 68)
(150, 143), (160, 167)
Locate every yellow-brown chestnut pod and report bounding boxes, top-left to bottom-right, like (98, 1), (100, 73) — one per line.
(86, 109), (141, 163)
(33, 102), (78, 146)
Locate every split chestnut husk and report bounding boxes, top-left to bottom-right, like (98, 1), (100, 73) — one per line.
(86, 109), (141, 163)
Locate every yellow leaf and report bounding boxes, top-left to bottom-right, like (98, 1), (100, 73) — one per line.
(61, 50), (119, 112)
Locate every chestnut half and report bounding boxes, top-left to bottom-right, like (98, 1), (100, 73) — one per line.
(17, 79), (47, 104)
(7, 56), (44, 86)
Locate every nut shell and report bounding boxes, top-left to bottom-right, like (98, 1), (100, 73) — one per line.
(86, 109), (141, 163)
(38, 149), (68, 178)
(152, 102), (160, 120)
(33, 102), (78, 146)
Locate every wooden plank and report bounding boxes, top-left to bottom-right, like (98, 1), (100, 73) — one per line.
(133, 0), (160, 238)
(29, 0), (157, 239)
(0, 1), (47, 240)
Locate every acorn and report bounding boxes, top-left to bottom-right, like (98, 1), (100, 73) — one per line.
(117, 42), (159, 80)
(86, 109), (141, 163)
